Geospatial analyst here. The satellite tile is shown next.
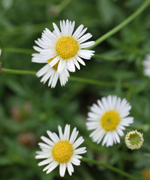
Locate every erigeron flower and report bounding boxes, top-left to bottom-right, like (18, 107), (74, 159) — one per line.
(86, 95), (134, 147)
(32, 19), (95, 75)
(33, 52), (70, 88)
(35, 124), (86, 177)
(142, 54), (150, 77)
(125, 130), (144, 150)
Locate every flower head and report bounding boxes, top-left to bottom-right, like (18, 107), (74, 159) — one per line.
(0, 49), (2, 56)
(32, 19), (95, 75)
(142, 54), (150, 77)
(35, 124), (86, 177)
(86, 95), (134, 147)
(125, 130), (144, 150)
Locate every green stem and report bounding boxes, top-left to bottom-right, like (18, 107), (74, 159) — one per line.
(3, 48), (34, 54)
(57, 0), (71, 14)
(88, 0), (150, 50)
(2, 68), (36, 75)
(69, 76), (131, 88)
(1, 68), (135, 88)
(93, 54), (128, 61)
(81, 157), (146, 180)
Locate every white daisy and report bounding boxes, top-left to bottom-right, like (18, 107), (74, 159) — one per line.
(142, 54), (150, 77)
(35, 124), (86, 177)
(86, 95), (134, 147)
(32, 19), (95, 74)
(32, 49), (70, 88)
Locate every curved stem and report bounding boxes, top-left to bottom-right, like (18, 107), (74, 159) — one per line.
(88, 0), (150, 50)
(81, 157), (146, 180)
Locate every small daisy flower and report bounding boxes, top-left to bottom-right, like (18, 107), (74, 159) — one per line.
(86, 95), (134, 147)
(142, 54), (150, 77)
(125, 130), (144, 150)
(32, 19), (95, 74)
(32, 49), (70, 88)
(35, 124), (86, 177)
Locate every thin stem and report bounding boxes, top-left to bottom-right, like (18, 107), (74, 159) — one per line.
(69, 76), (132, 88)
(1, 68), (136, 88)
(88, 0), (150, 50)
(3, 48), (34, 54)
(2, 68), (36, 75)
(93, 54), (128, 61)
(57, 0), (71, 14)
(81, 157), (146, 180)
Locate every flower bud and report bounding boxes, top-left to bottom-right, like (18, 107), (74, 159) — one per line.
(125, 130), (144, 150)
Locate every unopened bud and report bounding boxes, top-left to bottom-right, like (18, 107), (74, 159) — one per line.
(125, 130), (144, 150)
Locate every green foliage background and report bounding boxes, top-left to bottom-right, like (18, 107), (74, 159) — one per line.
(0, 0), (150, 179)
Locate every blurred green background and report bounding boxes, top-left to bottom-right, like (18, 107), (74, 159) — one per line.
(0, 0), (150, 179)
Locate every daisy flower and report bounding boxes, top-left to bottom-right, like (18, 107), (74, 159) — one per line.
(142, 54), (150, 77)
(32, 48), (70, 88)
(86, 95), (134, 147)
(35, 124), (86, 177)
(32, 19), (95, 74)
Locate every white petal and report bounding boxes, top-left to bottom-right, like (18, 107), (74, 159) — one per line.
(73, 24), (84, 39)
(69, 127), (78, 144)
(46, 161), (59, 174)
(41, 136), (54, 146)
(48, 56), (60, 67)
(38, 143), (51, 149)
(52, 22), (61, 38)
(35, 153), (50, 159)
(78, 50), (94, 59)
(64, 124), (70, 141)
(57, 59), (66, 73)
(51, 72), (59, 88)
(36, 64), (49, 77)
(58, 125), (64, 140)
(67, 59), (76, 72)
(73, 137), (84, 149)
(33, 46), (42, 52)
(47, 130), (58, 143)
(59, 163), (66, 177)
(38, 158), (53, 166)
(67, 162), (74, 175)
(78, 33), (92, 44)
(80, 41), (95, 48)
(76, 56), (85, 65)
(74, 147), (86, 155)
(70, 157), (80, 166)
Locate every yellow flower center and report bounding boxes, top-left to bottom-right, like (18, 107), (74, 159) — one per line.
(48, 56), (59, 71)
(100, 110), (120, 131)
(52, 140), (73, 163)
(56, 36), (79, 59)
